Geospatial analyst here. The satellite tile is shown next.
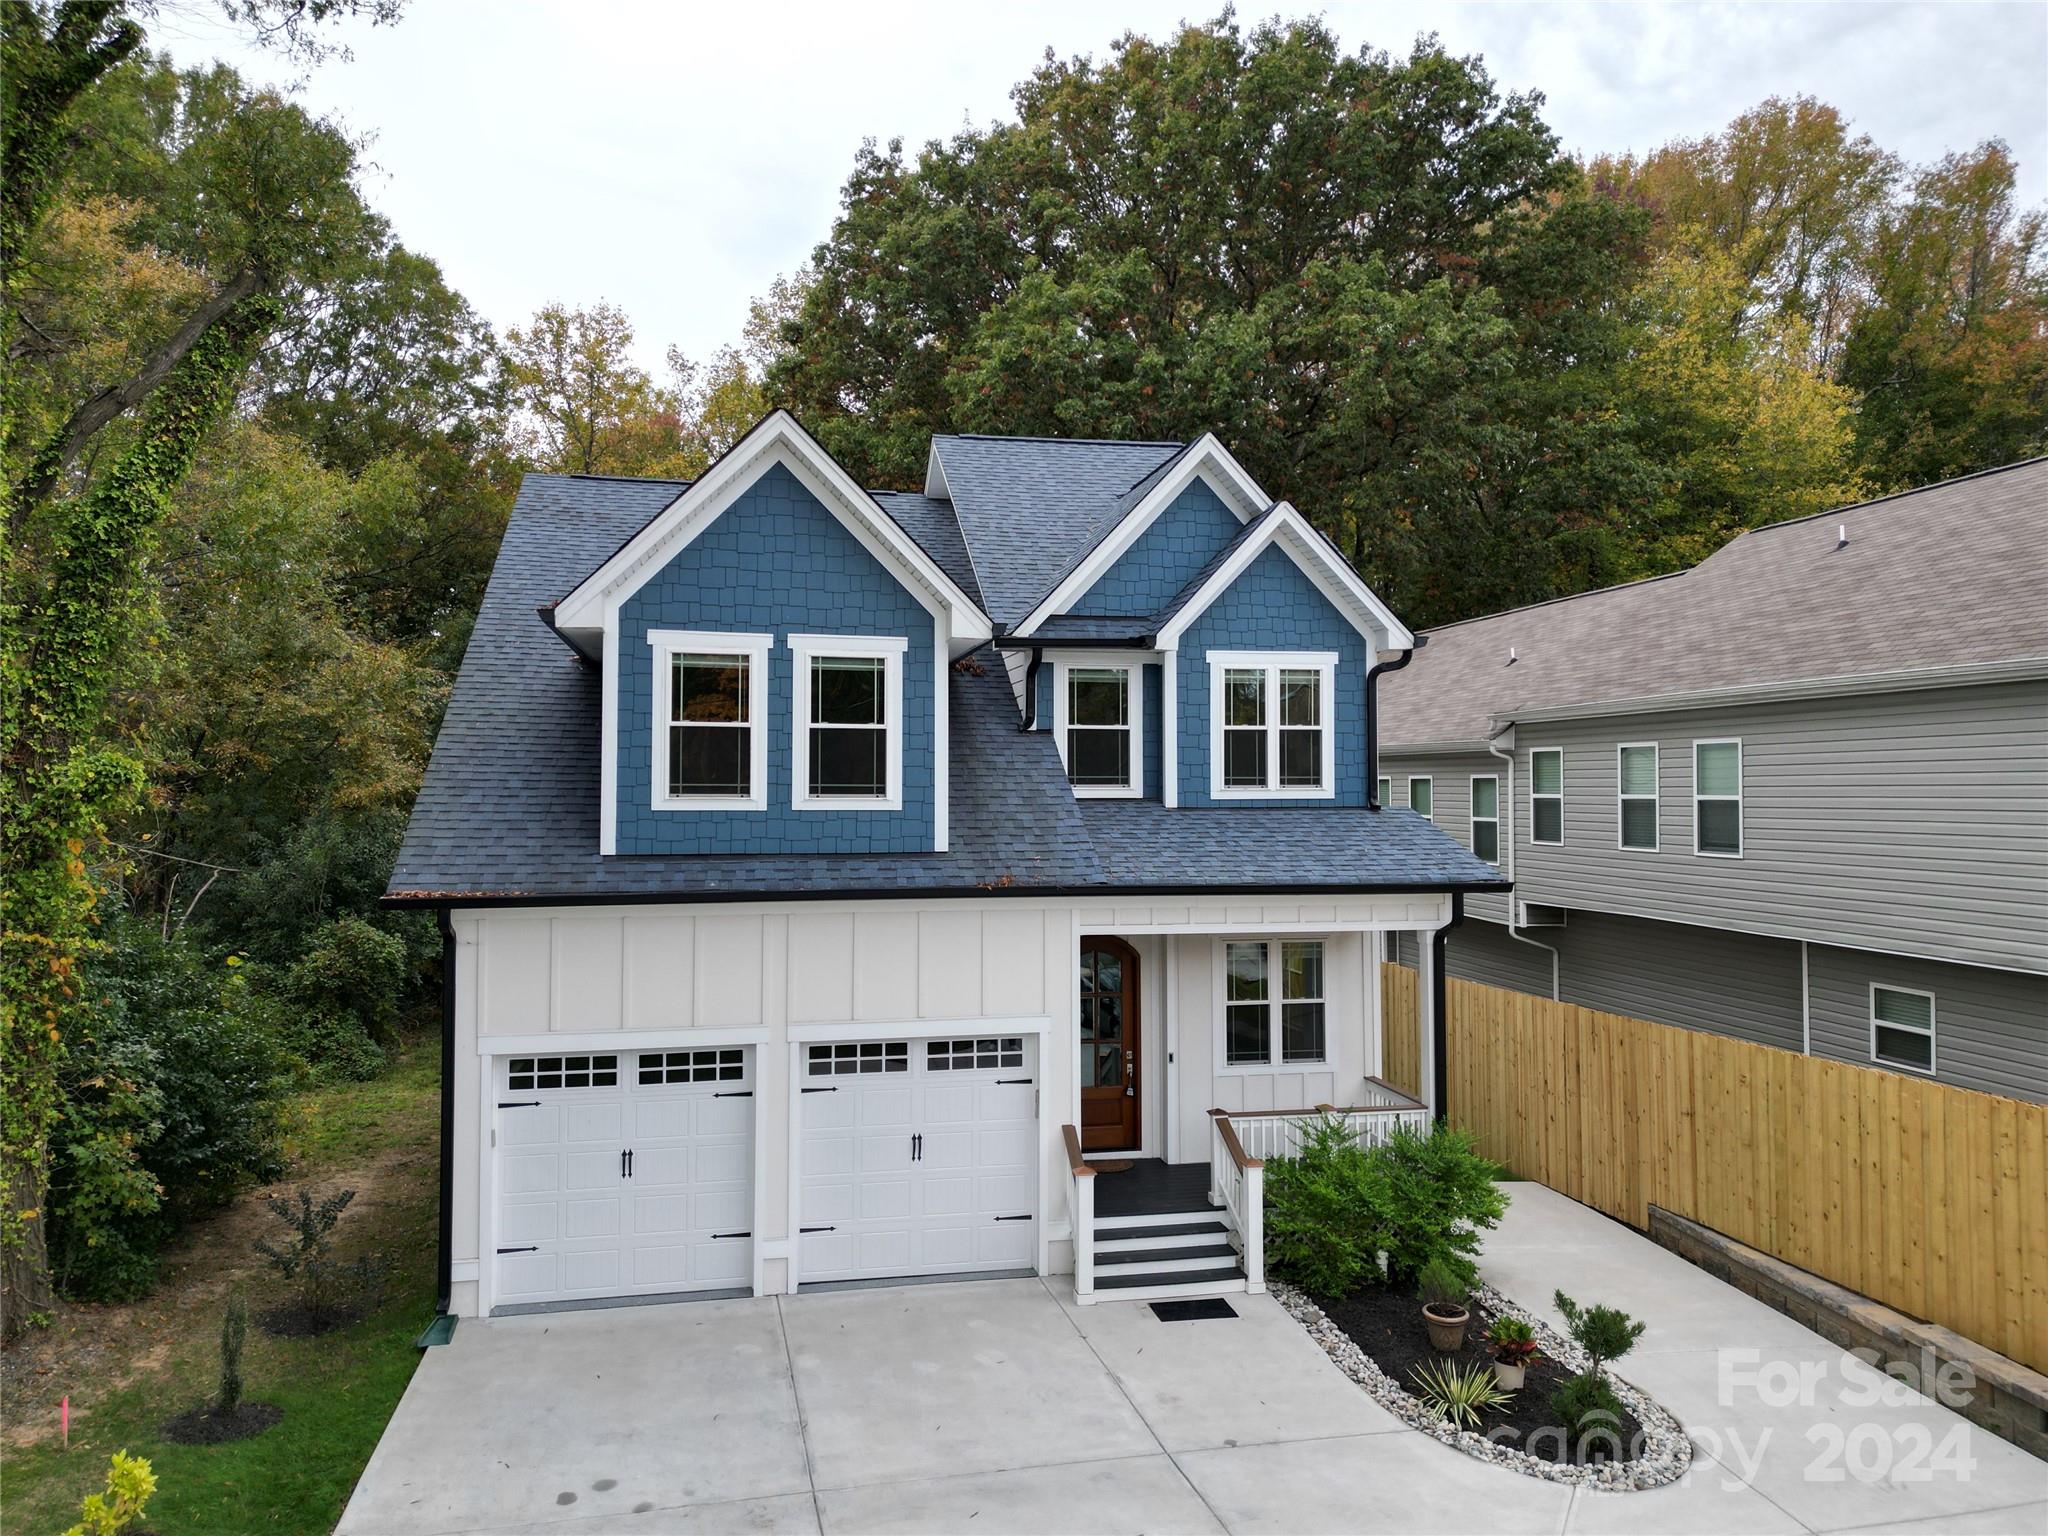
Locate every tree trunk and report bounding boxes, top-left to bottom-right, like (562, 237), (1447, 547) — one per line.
(1, 1163), (55, 1341)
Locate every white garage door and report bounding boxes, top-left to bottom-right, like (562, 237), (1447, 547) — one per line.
(493, 1047), (753, 1309)
(798, 1033), (1039, 1284)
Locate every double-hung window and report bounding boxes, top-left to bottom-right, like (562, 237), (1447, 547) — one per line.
(1530, 750), (1563, 845)
(1221, 939), (1326, 1068)
(1694, 739), (1742, 856)
(649, 630), (770, 810)
(1870, 985), (1935, 1074)
(1056, 659), (1142, 797)
(792, 634), (905, 809)
(1470, 775), (1500, 863)
(1407, 776), (1433, 820)
(1210, 652), (1336, 798)
(1618, 743), (1658, 850)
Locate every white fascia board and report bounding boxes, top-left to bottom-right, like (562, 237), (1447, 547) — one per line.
(1154, 502), (1415, 652)
(1011, 435), (1270, 636)
(552, 411), (991, 646)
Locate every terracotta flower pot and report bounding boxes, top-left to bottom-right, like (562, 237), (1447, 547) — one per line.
(1423, 1302), (1469, 1353)
(1492, 1358), (1527, 1391)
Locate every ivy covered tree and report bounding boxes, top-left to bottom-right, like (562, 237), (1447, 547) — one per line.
(0, 0), (400, 1337)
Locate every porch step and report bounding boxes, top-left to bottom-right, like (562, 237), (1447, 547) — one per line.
(1090, 1207), (1219, 1230)
(1095, 1266), (1248, 1297)
(1096, 1244), (1241, 1275)
(1093, 1217), (1230, 1248)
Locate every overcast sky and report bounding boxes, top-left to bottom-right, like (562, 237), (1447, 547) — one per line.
(158, 1), (2048, 375)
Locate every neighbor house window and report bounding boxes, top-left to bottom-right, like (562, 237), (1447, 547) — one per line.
(1222, 939), (1326, 1068)
(1407, 777), (1433, 820)
(1530, 750), (1563, 845)
(792, 634), (906, 809)
(1056, 659), (1142, 796)
(1209, 652), (1337, 797)
(1694, 739), (1742, 856)
(1618, 744), (1658, 851)
(648, 629), (770, 810)
(1870, 986), (1935, 1074)
(1378, 775), (1392, 806)
(1471, 775), (1500, 863)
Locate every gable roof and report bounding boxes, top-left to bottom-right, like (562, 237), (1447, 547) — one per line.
(551, 412), (989, 651)
(1381, 459), (2048, 747)
(927, 434), (1187, 625)
(387, 473), (1504, 905)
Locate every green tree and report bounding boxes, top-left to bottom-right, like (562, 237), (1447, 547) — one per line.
(503, 301), (684, 476)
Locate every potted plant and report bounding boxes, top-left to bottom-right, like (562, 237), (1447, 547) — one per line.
(1416, 1255), (1472, 1353)
(1486, 1314), (1540, 1389)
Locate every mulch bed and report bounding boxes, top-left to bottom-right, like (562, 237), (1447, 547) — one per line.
(159, 1401), (284, 1445)
(256, 1302), (362, 1339)
(1314, 1284), (1643, 1464)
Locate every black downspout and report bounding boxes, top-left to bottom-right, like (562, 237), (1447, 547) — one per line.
(1364, 639), (1422, 810)
(1431, 892), (1464, 1125)
(1021, 646), (1044, 732)
(435, 908), (456, 1316)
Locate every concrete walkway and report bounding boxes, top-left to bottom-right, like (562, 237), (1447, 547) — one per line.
(340, 1188), (2045, 1535)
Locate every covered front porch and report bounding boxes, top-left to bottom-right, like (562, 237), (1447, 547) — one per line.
(1057, 902), (1452, 1303)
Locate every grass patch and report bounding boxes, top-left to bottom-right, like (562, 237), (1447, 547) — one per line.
(2, 1039), (440, 1534)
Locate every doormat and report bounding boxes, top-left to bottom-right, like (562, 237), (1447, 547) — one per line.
(1150, 1298), (1238, 1322)
(1090, 1159), (1135, 1174)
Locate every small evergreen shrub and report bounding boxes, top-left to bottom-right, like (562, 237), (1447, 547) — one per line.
(1550, 1371), (1627, 1458)
(1372, 1123), (1507, 1284)
(1554, 1290), (1646, 1378)
(1416, 1254), (1473, 1312)
(217, 1296), (248, 1412)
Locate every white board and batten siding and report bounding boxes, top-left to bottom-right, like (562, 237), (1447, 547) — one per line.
(445, 891), (1452, 1316)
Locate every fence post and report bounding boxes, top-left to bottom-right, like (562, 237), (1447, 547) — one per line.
(1073, 1169), (1094, 1301)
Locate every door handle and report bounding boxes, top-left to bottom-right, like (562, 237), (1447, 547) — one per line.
(1125, 1050), (1135, 1097)
(620, 1149), (628, 1178)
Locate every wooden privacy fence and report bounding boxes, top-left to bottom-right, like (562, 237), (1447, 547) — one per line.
(1380, 964), (2048, 1373)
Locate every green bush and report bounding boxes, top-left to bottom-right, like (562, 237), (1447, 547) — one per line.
(1550, 1371), (1627, 1458)
(286, 915), (409, 1044)
(1261, 1117), (1507, 1297)
(49, 917), (290, 1300)
(1416, 1253), (1474, 1310)
(1554, 1290), (1646, 1378)
(62, 1450), (157, 1536)
(1372, 1123), (1507, 1284)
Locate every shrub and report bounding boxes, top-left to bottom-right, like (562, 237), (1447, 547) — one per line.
(49, 918), (289, 1300)
(255, 1186), (390, 1326)
(1373, 1123), (1507, 1284)
(1260, 1116), (1389, 1295)
(1410, 1358), (1513, 1430)
(1554, 1291), (1646, 1378)
(218, 1297), (248, 1413)
(1550, 1371), (1627, 1459)
(62, 1450), (157, 1536)
(1416, 1254), (1474, 1311)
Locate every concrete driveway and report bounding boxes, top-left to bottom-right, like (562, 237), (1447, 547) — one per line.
(341, 1192), (2046, 1535)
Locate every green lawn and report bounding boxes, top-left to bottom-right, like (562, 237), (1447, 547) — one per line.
(2, 1043), (441, 1534)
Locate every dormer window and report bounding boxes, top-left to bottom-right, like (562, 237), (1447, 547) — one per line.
(792, 634), (906, 810)
(1053, 657), (1143, 798)
(1207, 652), (1336, 799)
(649, 630), (771, 811)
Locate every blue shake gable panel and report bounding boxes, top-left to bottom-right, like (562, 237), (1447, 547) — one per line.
(1176, 544), (1371, 806)
(615, 462), (937, 854)
(1068, 479), (1243, 617)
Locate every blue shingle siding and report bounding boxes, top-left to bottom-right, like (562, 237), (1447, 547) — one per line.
(615, 462), (936, 854)
(1175, 544), (1372, 807)
(1068, 479), (1243, 617)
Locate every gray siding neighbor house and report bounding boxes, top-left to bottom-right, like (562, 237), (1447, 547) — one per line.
(1381, 460), (2048, 1102)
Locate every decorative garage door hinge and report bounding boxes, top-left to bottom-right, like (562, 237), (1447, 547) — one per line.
(993, 1214), (1033, 1222)
(496, 1245), (539, 1254)
(800, 1225), (836, 1233)
(800, 1085), (838, 1093)
(714, 1089), (753, 1098)
(711, 1231), (751, 1240)
(497, 1100), (541, 1108)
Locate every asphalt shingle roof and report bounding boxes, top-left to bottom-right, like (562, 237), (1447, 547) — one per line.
(389, 472), (1507, 904)
(1382, 461), (2048, 746)
(868, 490), (984, 611)
(931, 435), (1187, 626)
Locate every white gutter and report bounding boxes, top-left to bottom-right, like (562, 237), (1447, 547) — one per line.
(1487, 726), (1560, 1001)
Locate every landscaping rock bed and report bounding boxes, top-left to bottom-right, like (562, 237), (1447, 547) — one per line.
(1274, 1279), (1692, 1489)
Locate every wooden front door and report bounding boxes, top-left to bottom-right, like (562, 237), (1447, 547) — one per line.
(1079, 937), (1140, 1151)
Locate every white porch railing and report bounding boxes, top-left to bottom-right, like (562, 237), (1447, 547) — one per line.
(1064, 1124), (1095, 1301)
(1207, 1111), (1265, 1293)
(1219, 1083), (1430, 1162)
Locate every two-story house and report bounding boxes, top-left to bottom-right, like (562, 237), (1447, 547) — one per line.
(1381, 460), (2048, 1104)
(387, 412), (1505, 1318)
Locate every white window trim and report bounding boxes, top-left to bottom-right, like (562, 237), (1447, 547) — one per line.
(1051, 653), (1145, 799)
(1692, 736), (1744, 859)
(1529, 748), (1563, 846)
(647, 629), (772, 812)
(1207, 650), (1338, 800)
(1470, 774), (1501, 865)
(1406, 775), (1434, 822)
(791, 633), (907, 812)
(1617, 742), (1659, 853)
(1213, 937), (1330, 1074)
(1868, 982), (1937, 1076)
